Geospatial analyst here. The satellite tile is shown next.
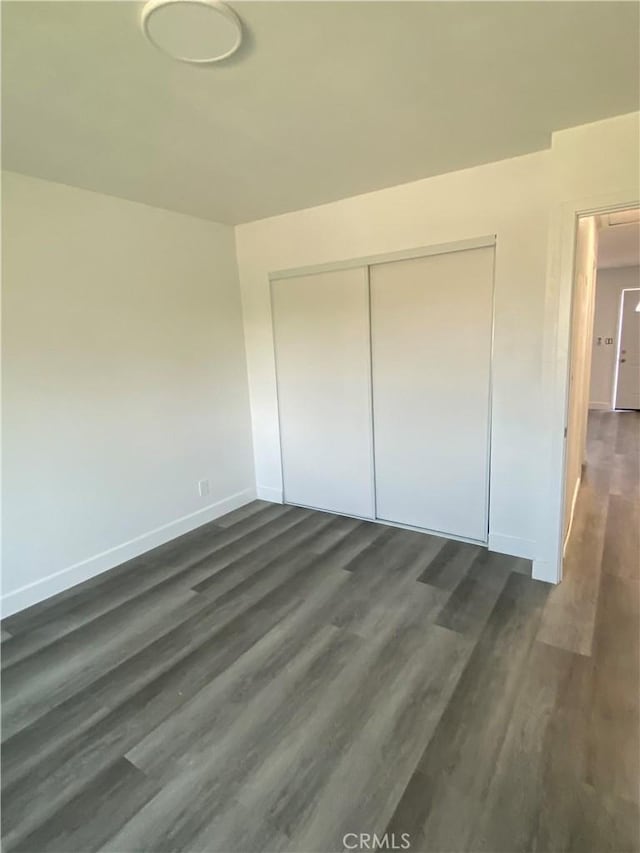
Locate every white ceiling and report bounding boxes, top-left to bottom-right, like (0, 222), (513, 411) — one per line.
(598, 220), (640, 269)
(2, 1), (639, 224)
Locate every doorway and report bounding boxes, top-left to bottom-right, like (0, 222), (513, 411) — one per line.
(562, 206), (640, 557)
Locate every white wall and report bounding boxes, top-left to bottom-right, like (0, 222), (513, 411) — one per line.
(236, 150), (552, 560)
(563, 216), (598, 545)
(2, 171), (255, 616)
(590, 266), (640, 408)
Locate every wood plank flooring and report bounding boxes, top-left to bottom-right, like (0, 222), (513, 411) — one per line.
(2, 410), (638, 852)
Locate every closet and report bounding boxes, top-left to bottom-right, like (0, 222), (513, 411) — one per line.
(271, 267), (374, 518)
(271, 237), (495, 544)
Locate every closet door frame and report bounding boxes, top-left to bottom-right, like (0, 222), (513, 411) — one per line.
(269, 233), (497, 544)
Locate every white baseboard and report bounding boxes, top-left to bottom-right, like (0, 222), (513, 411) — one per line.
(589, 401), (612, 411)
(256, 485), (283, 503)
(532, 558), (559, 585)
(487, 532), (536, 561)
(1, 487), (256, 619)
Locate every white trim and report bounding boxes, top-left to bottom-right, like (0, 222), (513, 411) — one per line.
(485, 244), (498, 542)
(0, 487), (256, 618)
(562, 474), (581, 558)
(532, 558), (553, 583)
(487, 533), (536, 561)
(269, 278), (287, 506)
(256, 484), (283, 503)
(540, 191), (639, 586)
(365, 264), (378, 521)
(588, 401), (612, 411)
(268, 234), (497, 282)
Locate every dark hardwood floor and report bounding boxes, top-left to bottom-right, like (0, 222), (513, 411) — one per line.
(1, 411), (638, 852)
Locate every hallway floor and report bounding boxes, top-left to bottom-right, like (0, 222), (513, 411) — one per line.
(1, 412), (638, 852)
(389, 410), (639, 851)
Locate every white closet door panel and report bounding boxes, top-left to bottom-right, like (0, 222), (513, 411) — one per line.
(371, 246), (494, 541)
(272, 267), (374, 518)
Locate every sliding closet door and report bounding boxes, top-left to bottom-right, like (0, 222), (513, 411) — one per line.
(272, 267), (374, 518)
(370, 246), (494, 541)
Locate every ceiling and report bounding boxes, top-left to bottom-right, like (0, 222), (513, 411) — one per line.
(2, 2), (639, 225)
(598, 219), (640, 269)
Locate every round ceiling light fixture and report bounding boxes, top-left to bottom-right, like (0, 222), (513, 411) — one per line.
(141, 0), (242, 64)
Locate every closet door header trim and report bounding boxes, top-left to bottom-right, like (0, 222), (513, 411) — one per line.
(268, 234), (497, 282)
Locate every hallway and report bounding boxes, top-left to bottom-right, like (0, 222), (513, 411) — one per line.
(389, 409), (639, 851)
(532, 410), (639, 849)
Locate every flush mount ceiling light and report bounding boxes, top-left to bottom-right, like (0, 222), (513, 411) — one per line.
(141, 0), (242, 64)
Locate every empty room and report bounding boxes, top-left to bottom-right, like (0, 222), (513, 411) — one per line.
(1, 2), (639, 852)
